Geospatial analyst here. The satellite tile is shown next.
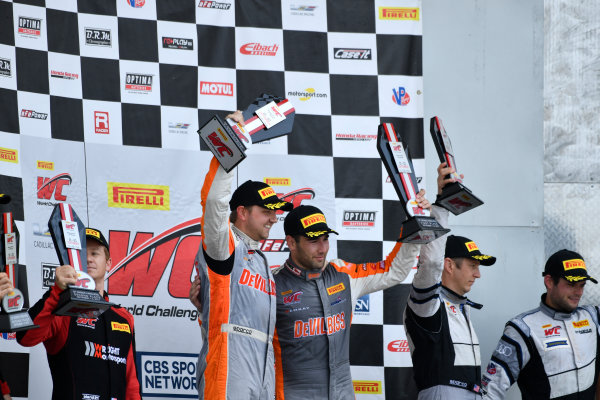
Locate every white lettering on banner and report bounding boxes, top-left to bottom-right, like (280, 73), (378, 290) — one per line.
(139, 353), (198, 396)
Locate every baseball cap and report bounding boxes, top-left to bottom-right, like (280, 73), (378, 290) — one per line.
(229, 180), (293, 212)
(445, 235), (496, 266)
(284, 205), (339, 238)
(543, 249), (597, 284)
(86, 227), (109, 250)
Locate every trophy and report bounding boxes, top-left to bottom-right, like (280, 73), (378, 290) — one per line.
(0, 211), (38, 332)
(48, 203), (113, 318)
(377, 122), (450, 244)
(430, 116), (483, 215)
(198, 93), (295, 172)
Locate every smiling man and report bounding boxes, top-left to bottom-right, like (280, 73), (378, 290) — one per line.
(17, 228), (141, 400)
(481, 250), (600, 399)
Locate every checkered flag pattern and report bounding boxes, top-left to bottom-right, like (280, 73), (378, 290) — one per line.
(0, 0), (424, 398)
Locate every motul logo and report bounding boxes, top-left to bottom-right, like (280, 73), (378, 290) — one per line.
(18, 17), (41, 36)
(21, 109), (48, 120)
(240, 43), (279, 56)
(387, 339), (410, 352)
(94, 111), (109, 134)
(125, 73), (153, 91)
(200, 81), (233, 96)
(343, 211), (375, 227)
(0, 148), (17, 163)
(108, 182), (170, 211)
(37, 173), (72, 202)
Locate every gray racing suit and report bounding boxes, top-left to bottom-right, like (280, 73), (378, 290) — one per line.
(404, 206), (483, 399)
(482, 297), (600, 399)
(273, 241), (420, 399)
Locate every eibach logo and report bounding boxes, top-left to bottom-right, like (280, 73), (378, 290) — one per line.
(37, 173), (72, 202)
(200, 81), (233, 96)
(107, 182), (170, 211)
(240, 43), (279, 56)
(18, 17), (42, 36)
(392, 87), (410, 106)
(126, 0), (145, 8)
(198, 1), (231, 9)
(207, 130), (234, 157)
(387, 339), (410, 352)
(0, 148), (17, 164)
(378, 7), (420, 20)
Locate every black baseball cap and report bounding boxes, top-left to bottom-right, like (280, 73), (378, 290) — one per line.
(445, 235), (496, 266)
(229, 180), (293, 212)
(86, 227), (109, 250)
(284, 205), (338, 238)
(543, 249), (597, 284)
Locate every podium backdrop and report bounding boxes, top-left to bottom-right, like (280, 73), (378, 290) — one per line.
(0, 0), (425, 398)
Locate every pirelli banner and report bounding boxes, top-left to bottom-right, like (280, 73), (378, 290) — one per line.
(0, 1), (423, 399)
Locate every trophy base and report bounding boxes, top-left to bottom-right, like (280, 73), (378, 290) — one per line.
(398, 216), (450, 244)
(436, 182), (484, 215)
(0, 311), (39, 333)
(54, 287), (114, 318)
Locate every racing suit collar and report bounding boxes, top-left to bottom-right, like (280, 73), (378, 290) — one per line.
(441, 285), (483, 310)
(284, 258), (323, 281)
(540, 293), (575, 320)
(231, 224), (261, 251)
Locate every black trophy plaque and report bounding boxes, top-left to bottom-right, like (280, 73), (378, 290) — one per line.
(48, 203), (113, 318)
(198, 94), (295, 172)
(377, 123), (450, 244)
(430, 116), (484, 215)
(0, 212), (38, 332)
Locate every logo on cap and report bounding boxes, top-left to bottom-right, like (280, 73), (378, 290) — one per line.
(258, 187), (275, 199)
(465, 241), (479, 252)
(563, 259), (586, 271)
(301, 213), (326, 228)
(86, 228), (100, 239)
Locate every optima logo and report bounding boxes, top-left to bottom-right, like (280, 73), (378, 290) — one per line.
(379, 7), (420, 20)
(240, 43), (279, 56)
(353, 380), (382, 394)
(200, 81), (233, 96)
(85, 28), (111, 47)
(343, 211), (375, 227)
(0, 58), (11, 77)
(333, 48), (371, 60)
(18, 17), (42, 36)
(125, 73), (153, 92)
(107, 182), (170, 211)
(0, 148), (18, 164)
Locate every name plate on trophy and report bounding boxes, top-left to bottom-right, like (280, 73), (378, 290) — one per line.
(0, 211), (38, 332)
(198, 94), (295, 172)
(430, 116), (484, 215)
(48, 203), (113, 318)
(377, 123), (450, 244)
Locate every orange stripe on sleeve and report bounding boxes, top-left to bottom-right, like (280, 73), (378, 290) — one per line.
(330, 242), (404, 278)
(273, 329), (285, 400)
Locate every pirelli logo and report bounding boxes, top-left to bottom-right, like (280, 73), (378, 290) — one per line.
(37, 160), (54, 170)
(264, 177), (291, 186)
(327, 282), (345, 295)
(465, 241), (479, 252)
(107, 182), (170, 211)
(111, 321), (131, 333)
(563, 259), (586, 271)
(353, 380), (382, 394)
(379, 7), (419, 20)
(86, 228), (100, 239)
(0, 148), (18, 164)
(258, 187), (275, 199)
(301, 213), (326, 228)
(573, 319), (590, 328)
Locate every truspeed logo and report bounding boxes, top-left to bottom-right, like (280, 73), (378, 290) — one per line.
(107, 182), (170, 211)
(287, 88), (327, 101)
(162, 37), (194, 50)
(200, 81), (233, 96)
(198, 1), (231, 10)
(335, 132), (377, 142)
(353, 380), (382, 394)
(0, 148), (18, 164)
(342, 211), (376, 227)
(37, 173), (72, 204)
(379, 7), (420, 20)
(50, 70), (79, 80)
(126, 0), (145, 8)
(21, 109), (48, 120)
(94, 111), (109, 134)
(392, 87), (410, 106)
(333, 48), (372, 60)
(387, 339), (410, 352)
(0, 58), (11, 77)
(18, 17), (42, 37)
(37, 160), (54, 170)
(125, 73), (153, 92)
(85, 28), (111, 47)
(240, 43), (279, 56)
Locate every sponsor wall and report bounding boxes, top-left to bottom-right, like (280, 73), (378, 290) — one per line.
(0, 0), (424, 399)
